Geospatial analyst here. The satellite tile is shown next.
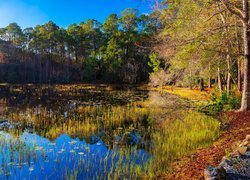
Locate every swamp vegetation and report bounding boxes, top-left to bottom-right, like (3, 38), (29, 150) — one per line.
(0, 85), (221, 179)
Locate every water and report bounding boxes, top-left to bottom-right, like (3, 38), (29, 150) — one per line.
(0, 85), (177, 179)
(0, 132), (150, 179)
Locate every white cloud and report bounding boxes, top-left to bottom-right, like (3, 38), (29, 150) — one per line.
(0, 0), (48, 28)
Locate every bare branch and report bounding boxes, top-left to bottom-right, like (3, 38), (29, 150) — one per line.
(218, 0), (244, 20)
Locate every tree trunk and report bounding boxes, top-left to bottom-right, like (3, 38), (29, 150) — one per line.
(218, 3), (231, 96)
(208, 62), (212, 88)
(218, 66), (223, 96)
(208, 77), (212, 88)
(240, 0), (250, 111)
(226, 55), (231, 96)
(200, 78), (204, 91)
(189, 70), (192, 90)
(75, 50), (78, 62)
(238, 59), (242, 92)
(235, 22), (242, 92)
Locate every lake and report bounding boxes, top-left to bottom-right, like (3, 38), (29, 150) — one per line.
(0, 84), (220, 179)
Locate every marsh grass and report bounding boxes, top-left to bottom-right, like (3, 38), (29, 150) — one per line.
(147, 111), (221, 176)
(64, 110), (221, 178)
(98, 111), (221, 178)
(1, 111), (221, 179)
(6, 102), (155, 141)
(0, 133), (37, 176)
(0, 88), (221, 178)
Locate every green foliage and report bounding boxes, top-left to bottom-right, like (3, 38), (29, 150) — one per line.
(228, 94), (241, 109)
(82, 52), (98, 81)
(198, 101), (223, 116)
(6, 23), (24, 45)
(148, 53), (161, 74)
(103, 14), (119, 35)
(0, 8), (159, 84)
(199, 91), (241, 115)
(121, 8), (138, 31)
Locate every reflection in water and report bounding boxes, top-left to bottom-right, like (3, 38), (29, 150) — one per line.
(0, 86), (173, 179)
(0, 132), (150, 179)
(0, 85), (204, 179)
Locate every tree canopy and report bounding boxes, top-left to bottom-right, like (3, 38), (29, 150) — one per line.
(0, 8), (160, 84)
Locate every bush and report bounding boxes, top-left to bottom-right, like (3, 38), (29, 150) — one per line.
(198, 101), (223, 116)
(228, 95), (241, 109)
(198, 91), (241, 115)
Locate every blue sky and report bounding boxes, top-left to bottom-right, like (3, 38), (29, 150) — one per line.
(0, 0), (152, 28)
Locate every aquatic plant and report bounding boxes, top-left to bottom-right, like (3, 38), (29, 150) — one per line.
(0, 87), (221, 179)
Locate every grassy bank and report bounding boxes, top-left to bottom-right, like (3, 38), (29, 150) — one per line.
(104, 110), (221, 178)
(166, 111), (250, 179)
(139, 85), (211, 101)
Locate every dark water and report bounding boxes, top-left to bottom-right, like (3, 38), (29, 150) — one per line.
(0, 85), (175, 179)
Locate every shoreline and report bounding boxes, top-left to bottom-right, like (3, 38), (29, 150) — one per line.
(165, 111), (250, 179)
(158, 87), (250, 179)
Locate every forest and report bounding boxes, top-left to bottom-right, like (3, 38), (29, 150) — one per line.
(1, 1), (250, 110)
(0, 9), (160, 84)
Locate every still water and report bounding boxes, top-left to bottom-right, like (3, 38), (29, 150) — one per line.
(0, 85), (180, 179)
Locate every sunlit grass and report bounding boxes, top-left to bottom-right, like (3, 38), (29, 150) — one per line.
(45, 120), (98, 140)
(87, 111), (221, 178)
(147, 111), (221, 176)
(140, 85), (211, 101)
(2, 110), (221, 178)
(6, 102), (155, 141)
(0, 86), (221, 178)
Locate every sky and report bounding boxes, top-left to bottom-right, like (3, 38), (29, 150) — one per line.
(0, 0), (152, 29)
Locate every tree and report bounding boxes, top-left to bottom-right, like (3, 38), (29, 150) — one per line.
(22, 27), (33, 50)
(0, 8), (153, 84)
(103, 14), (119, 36)
(216, 0), (250, 111)
(67, 24), (82, 62)
(121, 8), (138, 32)
(5, 23), (23, 46)
(155, 1), (220, 88)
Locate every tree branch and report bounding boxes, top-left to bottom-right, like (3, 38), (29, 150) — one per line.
(218, 0), (244, 21)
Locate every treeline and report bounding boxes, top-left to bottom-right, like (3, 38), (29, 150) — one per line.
(151, 0), (250, 111)
(0, 9), (161, 84)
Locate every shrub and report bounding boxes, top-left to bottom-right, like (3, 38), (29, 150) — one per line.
(199, 90), (241, 115)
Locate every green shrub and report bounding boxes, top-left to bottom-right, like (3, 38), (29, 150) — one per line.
(228, 93), (241, 109)
(199, 90), (241, 115)
(198, 101), (223, 116)
(220, 92), (228, 104)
